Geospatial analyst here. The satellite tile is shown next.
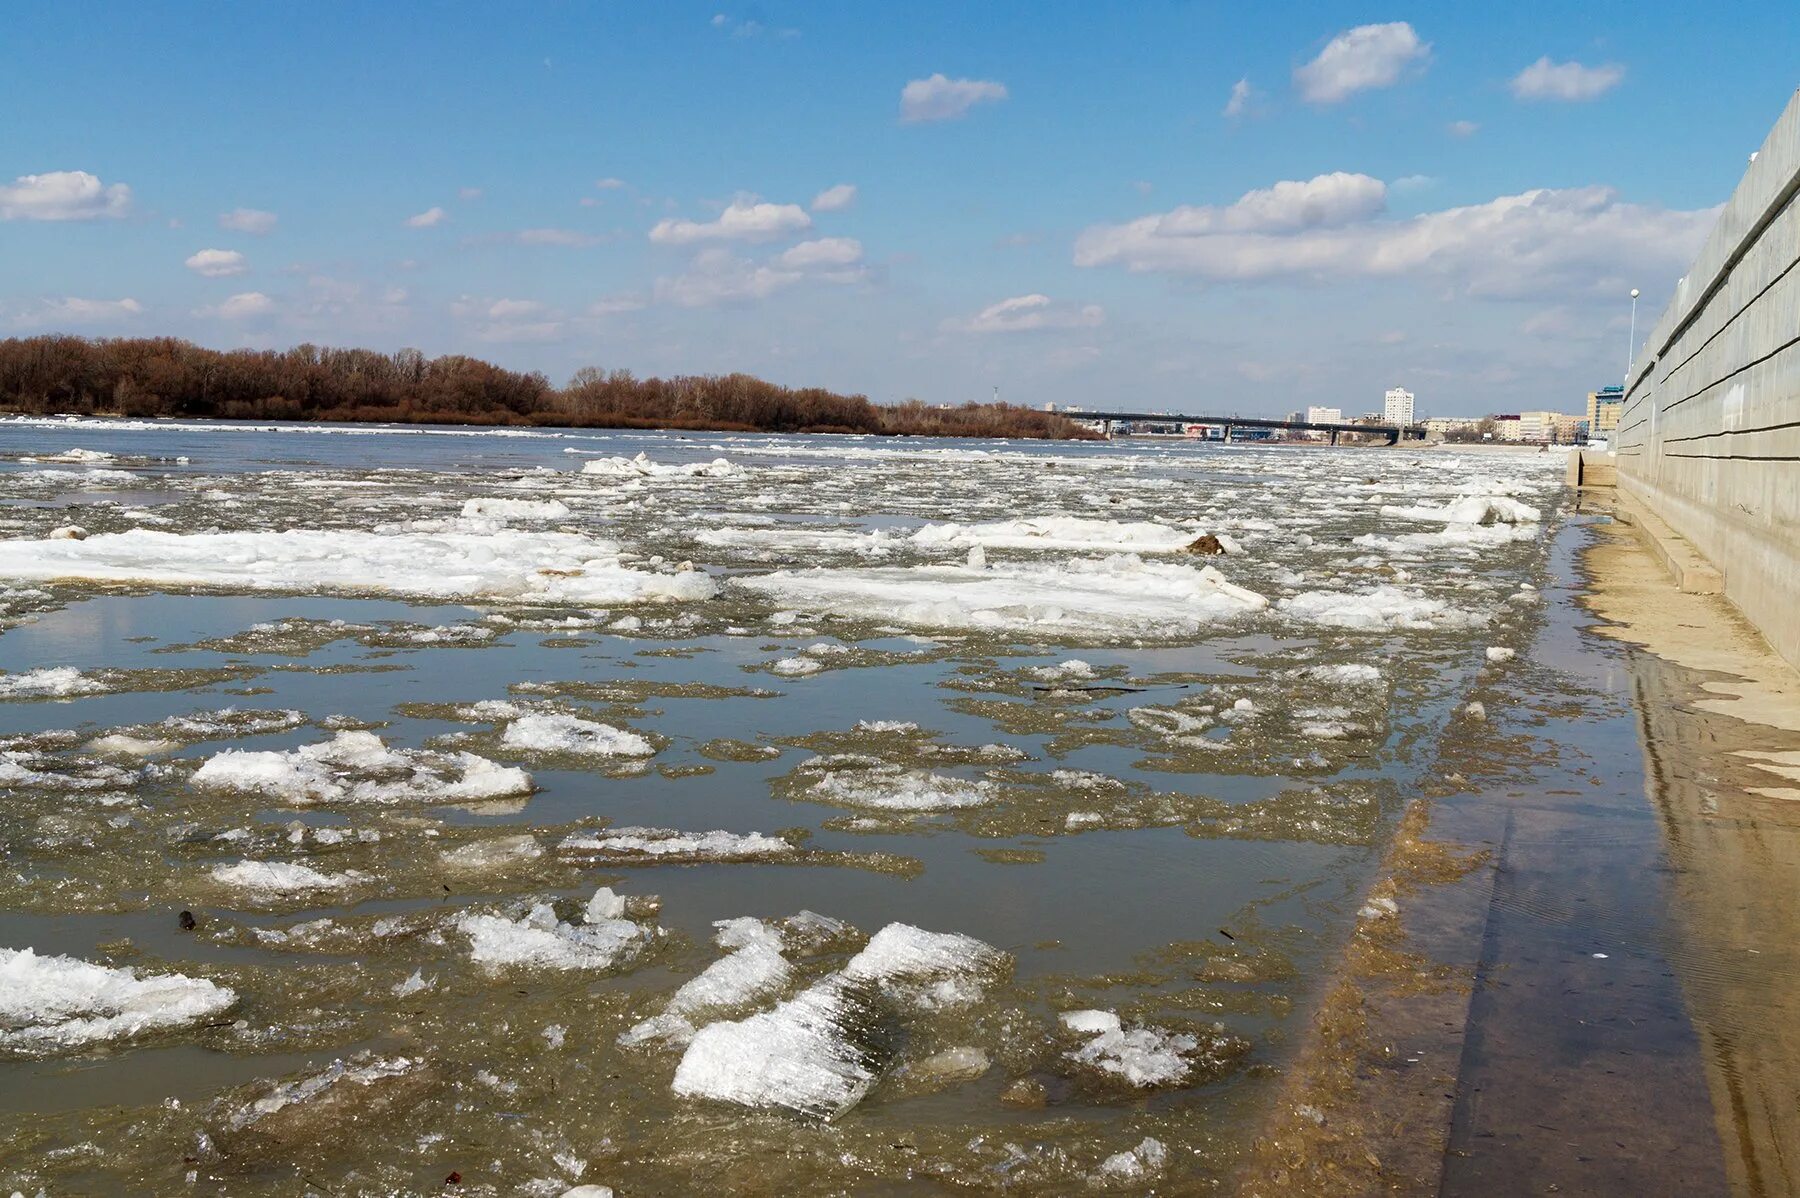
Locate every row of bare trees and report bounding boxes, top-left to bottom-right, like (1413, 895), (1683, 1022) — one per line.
(0, 335), (1096, 440)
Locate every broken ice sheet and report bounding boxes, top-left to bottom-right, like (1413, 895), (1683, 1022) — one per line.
(0, 946), (236, 1056)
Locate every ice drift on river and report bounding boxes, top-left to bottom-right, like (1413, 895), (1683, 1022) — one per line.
(0, 946), (236, 1055)
(459, 896), (652, 971)
(0, 528), (715, 604)
(500, 712), (655, 758)
(192, 730), (532, 804)
(736, 555), (1267, 636)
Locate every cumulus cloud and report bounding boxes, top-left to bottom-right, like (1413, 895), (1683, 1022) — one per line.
(0, 170), (131, 221)
(1223, 78), (1254, 118)
(950, 293), (1105, 335)
(654, 240), (866, 308)
(899, 74), (1008, 123)
(1074, 173), (1717, 299)
(218, 208), (277, 235)
(185, 248), (249, 277)
(1510, 57), (1625, 102)
(775, 237), (864, 269)
(6, 296), (143, 328)
(404, 206), (448, 228)
(201, 292), (275, 321)
(649, 199), (812, 245)
(1294, 22), (1429, 104)
(811, 183), (857, 212)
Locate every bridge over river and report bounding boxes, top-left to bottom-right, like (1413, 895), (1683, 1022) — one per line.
(1072, 409), (1430, 444)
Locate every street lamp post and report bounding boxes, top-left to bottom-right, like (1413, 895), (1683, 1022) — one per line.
(1626, 288), (1640, 381)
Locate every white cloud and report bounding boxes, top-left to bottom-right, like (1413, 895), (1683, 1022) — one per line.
(1223, 78), (1254, 118)
(899, 73), (1008, 123)
(811, 183), (858, 212)
(950, 293), (1105, 334)
(588, 294), (647, 317)
(1448, 119), (1480, 138)
(201, 292), (276, 321)
(185, 248), (249, 277)
(218, 208), (277, 235)
(1294, 22), (1429, 104)
(6, 296), (143, 328)
(0, 170), (131, 221)
(1075, 175), (1717, 300)
(775, 237), (863, 269)
(649, 199), (812, 245)
(452, 296), (566, 343)
(654, 241), (865, 308)
(1510, 57), (1625, 102)
(404, 206), (448, 228)
(595, 177), (626, 190)
(1390, 174), (1438, 194)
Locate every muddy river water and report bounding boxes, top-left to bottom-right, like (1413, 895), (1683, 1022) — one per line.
(0, 418), (1573, 1194)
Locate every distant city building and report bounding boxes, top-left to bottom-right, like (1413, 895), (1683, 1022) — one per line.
(1304, 405), (1343, 425)
(1501, 410), (1586, 444)
(1383, 387), (1415, 425)
(1423, 416), (1480, 436)
(1586, 385), (1624, 437)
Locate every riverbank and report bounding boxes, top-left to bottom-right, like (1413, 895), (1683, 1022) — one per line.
(1238, 501), (1800, 1195)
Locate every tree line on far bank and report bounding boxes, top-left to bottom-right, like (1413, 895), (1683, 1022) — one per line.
(0, 335), (1096, 440)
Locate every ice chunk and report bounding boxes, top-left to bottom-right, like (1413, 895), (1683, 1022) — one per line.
(1279, 586), (1484, 631)
(1485, 646), (1516, 663)
(558, 826), (794, 863)
(795, 760), (994, 812)
(910, 516), (1199, 554)
(1059, 1009), (1200, 1087)
(459, 497), (572, 521)
(500, 713), (654, 758)
(211, 860), (354, 895)
(1381, 495), (1541, 524)
(0, 527), (715, 606)
(0, 946), (235, 1055)
(584, 886), (627, 922)
(1096, 1137), (1168, 1182)
(459, 903), (651, 971)
(736, 555), (1267, 638)
(441, 834), (543, 871)
(192, 731), (532, 805)
(581, 452), (742, 478)
(671, 977), (881, 1120)
(0, 667), (107, 699)
(843, 922), (1009, 1009)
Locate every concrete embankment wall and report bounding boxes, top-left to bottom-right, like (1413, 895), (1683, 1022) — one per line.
(1618, 87), (1800, 671)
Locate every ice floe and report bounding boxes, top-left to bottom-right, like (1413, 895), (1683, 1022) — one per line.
(737, 555), (1267, 638)
(0, 528), (715, 605)
(211, 859), (356, 895)
(192, 730), (533, 805)
(1059, 1009), (1200, 1087)
(0, 946), (235, 1055)
(499, 712), (655, 758)
(557, 826), (794, 863)
(1279, 586), (1485, 631)
(581, 452), (743, 479)
(459, 892), (655, 971)
(0, 666), (107, 699)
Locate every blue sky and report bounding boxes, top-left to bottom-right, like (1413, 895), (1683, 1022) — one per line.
(4, 1), (1797, 417)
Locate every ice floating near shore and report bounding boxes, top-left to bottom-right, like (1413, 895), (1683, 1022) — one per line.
(192, 730), (532, 805)
(0, 528), (715, 605)
(672, 921), (1005, 1118)
(1059, 1009), (1200, 1087)
(621, 918), (793, 1048)
(459, 497), (572, 521)
(460, 900), (652, 972)
(500, 712), (655, 758)
(1381, 495), (1541, 525)
(912, 516), (1231, 555)
(558, 826), (794, 863)
(737, 555), (1267, 638)
(0, 666), (107, 699)
(0, 946), (236, 1055)
(1279, 586), (1485, 631)
(581, 452), (743, 479)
